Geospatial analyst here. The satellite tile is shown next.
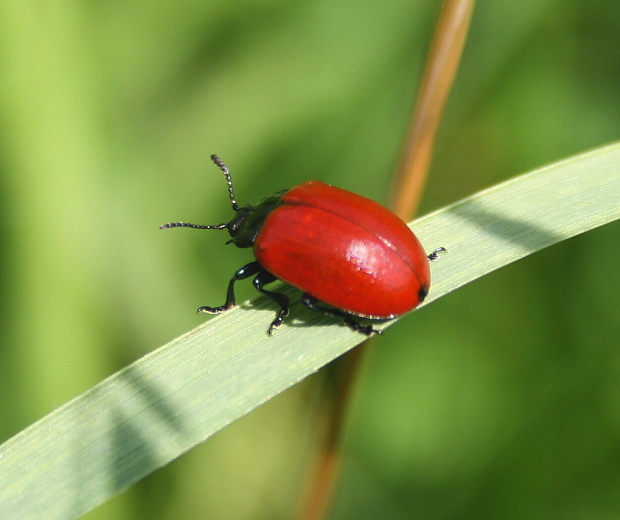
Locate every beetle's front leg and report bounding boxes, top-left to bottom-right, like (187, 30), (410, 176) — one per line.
(197, 261), (263, 315)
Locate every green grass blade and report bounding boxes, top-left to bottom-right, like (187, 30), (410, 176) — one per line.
(1, 142), (619, 520)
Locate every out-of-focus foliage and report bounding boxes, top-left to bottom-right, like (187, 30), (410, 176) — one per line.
(0, 1), (618, 519)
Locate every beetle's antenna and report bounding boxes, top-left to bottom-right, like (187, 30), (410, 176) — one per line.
(210, 154), (239, 211)
(159, 222), (228, 230)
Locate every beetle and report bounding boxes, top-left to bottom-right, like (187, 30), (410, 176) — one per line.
(160, 154), (444, 335)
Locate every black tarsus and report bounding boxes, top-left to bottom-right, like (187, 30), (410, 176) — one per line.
(301, 294), (381, 336)
(253, 271), (290, 335)
(197, 261), (290, 335)
(427, 246), (447, 261)
(197, 261), (263, 314)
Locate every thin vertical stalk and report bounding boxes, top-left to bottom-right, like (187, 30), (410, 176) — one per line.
(391, 0), (476, 219)
(296, 1), (476, 519)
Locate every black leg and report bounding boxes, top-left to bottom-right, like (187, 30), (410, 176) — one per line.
(253, 270), (290, 334)
(427, 246), (447, 261)
(301, 294), (382, 336)
(197, 261), (263, 314)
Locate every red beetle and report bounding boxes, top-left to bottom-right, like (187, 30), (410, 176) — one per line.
(161, 155), (443, 334)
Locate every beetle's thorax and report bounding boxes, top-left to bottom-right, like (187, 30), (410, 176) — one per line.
(227, 190), (288, 248)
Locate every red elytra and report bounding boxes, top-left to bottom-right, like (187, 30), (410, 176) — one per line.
(254, 180), (430, 318)
(160, 155), (441, 335)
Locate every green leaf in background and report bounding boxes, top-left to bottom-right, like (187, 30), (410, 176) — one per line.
(1, 142), (618, 520)
(2, 1), (620, 519)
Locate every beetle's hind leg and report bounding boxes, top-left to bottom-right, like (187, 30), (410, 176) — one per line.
(198, 261), (262, 315)
(253, 270), (290, 334)
(301, 294), (382, 336)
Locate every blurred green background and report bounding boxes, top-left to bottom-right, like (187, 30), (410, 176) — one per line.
(1, 1), (620, 519)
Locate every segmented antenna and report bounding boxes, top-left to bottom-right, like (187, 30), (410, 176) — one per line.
(159, 222), (228, 230)
(159, 154), (241, 231)
(210, 154), (239, 211)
